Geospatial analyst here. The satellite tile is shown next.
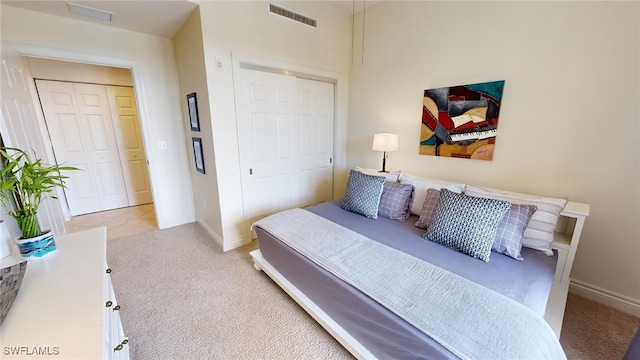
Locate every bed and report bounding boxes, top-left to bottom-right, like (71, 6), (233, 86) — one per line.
(250, 169), (589, 359)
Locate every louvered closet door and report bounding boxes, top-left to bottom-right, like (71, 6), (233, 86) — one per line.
(237, 68), (334, 226)
(36, 80), (129, 215)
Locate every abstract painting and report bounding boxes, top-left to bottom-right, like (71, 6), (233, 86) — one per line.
(419, 80), (505, 161)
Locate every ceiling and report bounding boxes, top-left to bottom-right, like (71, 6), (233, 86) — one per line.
(2, 0), (199, 39)
(2, 1), (385, 39)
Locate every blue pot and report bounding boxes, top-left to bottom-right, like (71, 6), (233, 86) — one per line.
(15, 230), (56, 258)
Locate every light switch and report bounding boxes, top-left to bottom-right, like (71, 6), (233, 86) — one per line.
(157, 141), (167, 150)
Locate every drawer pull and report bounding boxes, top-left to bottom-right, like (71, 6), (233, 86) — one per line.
(114, 344), (123, 351)
(113, 305), (121, 311)
(122, 339), (129, 345)
(106, 268), (112, 274)
(106, 301), (113, 307)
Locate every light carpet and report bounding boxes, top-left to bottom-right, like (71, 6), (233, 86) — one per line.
(107, 223), (640, 360)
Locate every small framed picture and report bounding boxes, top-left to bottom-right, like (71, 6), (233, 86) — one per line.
(192, 137), (205, 174)
(187, 92), (200, 131)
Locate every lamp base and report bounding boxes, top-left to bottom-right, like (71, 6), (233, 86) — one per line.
(378, 151), (389, 173)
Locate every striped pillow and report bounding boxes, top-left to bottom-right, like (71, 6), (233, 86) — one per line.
(464, 185), (567, 256)
(399, 173), (465, 216)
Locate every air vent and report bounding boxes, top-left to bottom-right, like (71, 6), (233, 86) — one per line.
(68, 2), (113, 22)
(269, 3), (317, 28)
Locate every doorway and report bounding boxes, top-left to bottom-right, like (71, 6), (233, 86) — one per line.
(35, 79), (153, 216)
(28, 60), (155, 238)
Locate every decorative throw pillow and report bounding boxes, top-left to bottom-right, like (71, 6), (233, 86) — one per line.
(378, 181), (414, 221)
(493, 204), (537, 261)
(399, 173), (466, 216)
(424, 189), (511, 262)
(341, 169), (386, 219)
(464, 185), (567, 256)
(415, 188), (441, 229)
(355, 166), (401, 183)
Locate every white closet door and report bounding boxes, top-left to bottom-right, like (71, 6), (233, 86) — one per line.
(36, 80), (129, 215)
(106, 86), (152, 206)
(296, 77), (334, 206)
(237, 68), (334, 225)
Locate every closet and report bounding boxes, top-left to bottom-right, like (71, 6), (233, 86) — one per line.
(236, 66), (335, 225)
(35, 78), (151, 216)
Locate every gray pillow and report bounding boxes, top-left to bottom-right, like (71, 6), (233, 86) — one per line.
(424, 189), (511, 262)
(415, 188), (441, 229)
(493, 204), (537, 261)
(378, 181), (414, 221)
(341, 169), (385, 219)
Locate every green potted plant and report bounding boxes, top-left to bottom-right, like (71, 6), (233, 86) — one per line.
(0, 147), (78, 258)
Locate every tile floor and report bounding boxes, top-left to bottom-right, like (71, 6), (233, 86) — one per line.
(65, 203), (157, 241)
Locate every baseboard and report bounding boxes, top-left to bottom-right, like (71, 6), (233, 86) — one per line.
(570, 279), (640, 317)
(195, 219), (251, 252)
(196, 219), (224, 249)
(222, 235), (251, 252)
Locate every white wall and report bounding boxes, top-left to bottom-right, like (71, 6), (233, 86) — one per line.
(0, 5), (196, 230)
(27, 57), (134, 86)
(347, 1), (640, 313)
(174, 9), (226, 247)
(186, 1), (351, 250)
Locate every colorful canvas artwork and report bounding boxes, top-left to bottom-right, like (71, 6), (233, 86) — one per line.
(420, 80), (505, 161)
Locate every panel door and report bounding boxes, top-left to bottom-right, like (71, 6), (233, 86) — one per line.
(237, 68), (334, 225)
(106, 86), (152, 206)
(36, 80), (129, 215)
(296, 77), (335, 206)
(0, 50), (67, 236)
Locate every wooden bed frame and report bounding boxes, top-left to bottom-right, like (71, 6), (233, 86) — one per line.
(251, 249), (375, 359)
(251, 199), (589, 358)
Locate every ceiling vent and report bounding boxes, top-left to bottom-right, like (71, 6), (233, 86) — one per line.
(68, 2), (113, 22)
(269, 3), (317, 28)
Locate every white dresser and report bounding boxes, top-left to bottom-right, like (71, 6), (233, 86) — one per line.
(0, 227), (130, 360)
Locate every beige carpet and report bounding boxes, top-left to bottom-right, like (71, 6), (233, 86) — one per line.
(107, 223), (640, 360)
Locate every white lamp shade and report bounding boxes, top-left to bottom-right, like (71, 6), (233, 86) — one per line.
(372, 133), (398, 152)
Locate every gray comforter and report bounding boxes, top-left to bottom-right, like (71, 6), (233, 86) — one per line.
(254, 207), (565, 360)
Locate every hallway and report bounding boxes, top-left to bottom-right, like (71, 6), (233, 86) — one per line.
(65, 203), (156, 241)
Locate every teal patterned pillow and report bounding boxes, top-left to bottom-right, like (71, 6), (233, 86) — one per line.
(341, 169), (386, 219)
(424, 189), (511, 262)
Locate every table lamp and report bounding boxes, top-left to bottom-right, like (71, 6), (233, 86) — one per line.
(372, 133), (398, 173)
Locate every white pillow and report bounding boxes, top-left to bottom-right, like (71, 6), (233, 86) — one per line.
(463, 185), (568, 256)
(399, 173), (465, 216)
(355, 166), (400, 182)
